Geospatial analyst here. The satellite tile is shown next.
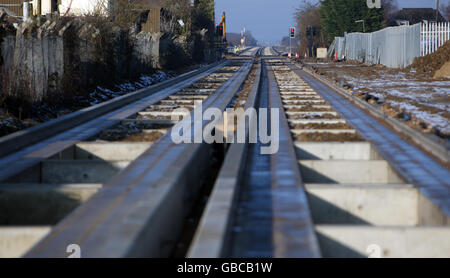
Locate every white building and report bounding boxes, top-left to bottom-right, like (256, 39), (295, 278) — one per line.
(3, 0), (171, 17)
(58, 0), (113, 16)
(3, 0), (111, 17)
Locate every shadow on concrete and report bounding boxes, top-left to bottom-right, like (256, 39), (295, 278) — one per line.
(299, 164), (338, 183)
(316, 232), (366, 258)
(0, 187), (84, 225)
(295, 147), (321, 160)
(307, 193), (371, 225)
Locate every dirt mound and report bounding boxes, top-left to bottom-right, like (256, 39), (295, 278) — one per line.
(410, 40), (450, 76)
(433, 61), (450, 79)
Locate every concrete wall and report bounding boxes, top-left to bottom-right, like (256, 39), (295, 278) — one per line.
(0, 17), (159, 103)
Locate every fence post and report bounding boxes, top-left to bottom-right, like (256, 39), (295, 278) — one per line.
(426, 22), (428, 55)
(420, 23), (423, 56)
(424, 23), (427, 56)
(434, 22), (437, 53)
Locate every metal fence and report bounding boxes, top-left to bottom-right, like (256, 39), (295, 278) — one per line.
(334, 37), (345, 59)
(343, 24), (421, 68)
(331, 22), (450, 68)
(421, 22), (450, 56)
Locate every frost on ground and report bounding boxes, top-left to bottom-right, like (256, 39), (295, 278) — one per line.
(308, 62), (450, 138)
(0, 71), (174, 137)
(89, 72), (173, 105)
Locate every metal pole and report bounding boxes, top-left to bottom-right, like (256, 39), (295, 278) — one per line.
(289, 36), (291, 58)
(355, 20), (365, 33)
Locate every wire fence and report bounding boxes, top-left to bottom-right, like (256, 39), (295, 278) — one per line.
(331, 22), (449, 68)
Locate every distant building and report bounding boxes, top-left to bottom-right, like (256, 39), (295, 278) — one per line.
(129, 0), (167, 33)
(0, 0), (57, 16)
(58, 0), (169, 33)
(58, 0), (113, 16)
(388, 8), (446, 26)
(0, 0), (169, 34)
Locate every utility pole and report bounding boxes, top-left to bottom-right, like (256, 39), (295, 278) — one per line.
(290, 27), (295, 58)
(306, 26), (314, 57)
(289, 36), (291, 57)
(436, 0), (440, 22)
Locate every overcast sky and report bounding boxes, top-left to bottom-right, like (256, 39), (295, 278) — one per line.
(215, 0), (450, 42)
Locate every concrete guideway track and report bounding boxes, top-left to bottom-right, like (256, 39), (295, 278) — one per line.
(0, 46), (448, 258)
(0, 62), (229, 182)
(22, 57), (255, 258)
(0, 54), (257, 258)
(188, 48), (450, 258)
(289, 64), (450, 216)
(273, 59), (450, 258)
(188, 56), (320, 258)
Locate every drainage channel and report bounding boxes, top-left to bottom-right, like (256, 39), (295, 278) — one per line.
(0, 60), (250, 258)
(270, 59), (450, 258)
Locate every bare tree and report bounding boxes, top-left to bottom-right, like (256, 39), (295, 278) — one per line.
(295, 0), (323, 56)
(441, 2), (450, 21)
(382, 0), (399, 23)
(161, 0), (193, 35)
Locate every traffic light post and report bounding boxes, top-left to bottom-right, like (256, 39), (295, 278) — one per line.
(215, 12), (227, 59)
(306, 26), (315, 58)
(289, 27), (295, 58)
(215, 24), (226, 58)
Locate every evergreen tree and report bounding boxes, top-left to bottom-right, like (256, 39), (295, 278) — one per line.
(319, 0), (385, 42)
(193, 0), (215, 31)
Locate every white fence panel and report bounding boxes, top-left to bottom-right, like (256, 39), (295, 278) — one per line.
(332, 22), (449, 68)
(421, 22), (450, 56)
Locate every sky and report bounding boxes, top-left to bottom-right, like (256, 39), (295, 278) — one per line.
(215, 0), (450, 42)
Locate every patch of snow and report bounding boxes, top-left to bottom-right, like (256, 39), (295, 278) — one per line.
(88, 71), (172, 106)
(388, 89), (432, 100)
(389, 101), (450, 133)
